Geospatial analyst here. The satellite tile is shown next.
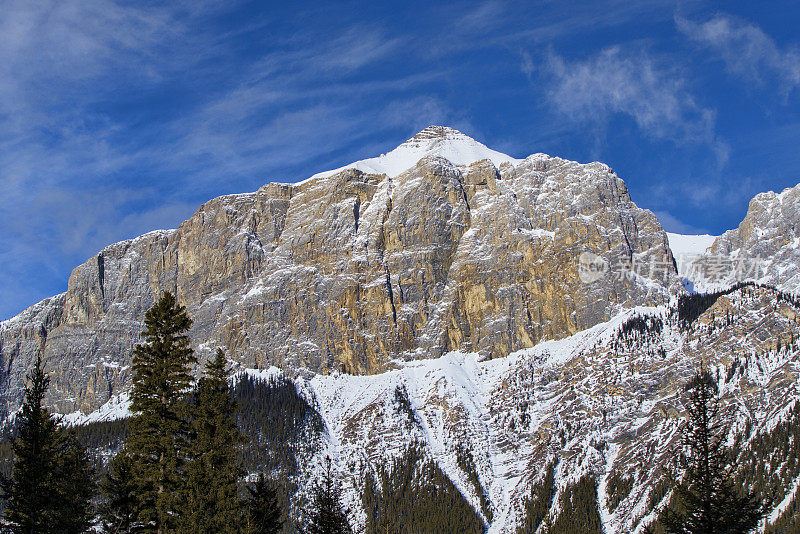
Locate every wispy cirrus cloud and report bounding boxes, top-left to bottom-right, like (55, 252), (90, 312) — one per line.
(453, 0), (506, 33)
(538, 47), (714, 144)
(0, 0), (237, 202)
(534, 46), (729, 164)
(0, 0), (240, 317)
(153, 27), (465, 185)
(677, 14), (800, 98)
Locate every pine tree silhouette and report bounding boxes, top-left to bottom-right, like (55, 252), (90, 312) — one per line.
(306, 456), (352, 534)
(1, 355), (95, 533)
(127, 292), (197, 533)
(243, 473), (284, 534)
(180, 349), (243, 534)
(99, 451), (139, 534)
(658, 368), (768, 534)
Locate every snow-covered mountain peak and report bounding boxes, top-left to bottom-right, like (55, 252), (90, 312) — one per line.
(306, 125), (522, 182)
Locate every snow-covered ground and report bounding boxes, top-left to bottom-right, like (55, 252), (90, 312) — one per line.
(666, 232), (718, 291)
(666, 232), (717, 259)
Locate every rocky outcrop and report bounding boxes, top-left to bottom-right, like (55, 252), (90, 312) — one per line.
(0, 127), (679, 414)
(692, 183), (800, 293)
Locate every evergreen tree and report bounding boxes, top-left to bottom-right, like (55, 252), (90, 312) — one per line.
(1, 355), (94, 533)
(99, 451), (139, 534)
(180, 349), (242, 534)
(519, 460), (556, 533)
(127, 292), (197, 533)
(50, 432), (95, 533)
(659, 368), (767, 534)
(243, 474), (284, 534)
(306, 457), (352, 534)
(1, 355), (60, 532)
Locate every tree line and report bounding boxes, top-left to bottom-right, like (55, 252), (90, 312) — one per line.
(0, 292), (352, 534)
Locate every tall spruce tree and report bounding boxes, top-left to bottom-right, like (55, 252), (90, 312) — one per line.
(51, 431), (96, 533)
(180, 349), (242, 534)
(1, 354), (59, 532)
(658, 368), (767, 534)
(99, 450), (139, 534)
(128, 292), (197, 533)
(243, 474), (284, 534)
(306, 457), (352, 534)
(1, 355), (94, 533)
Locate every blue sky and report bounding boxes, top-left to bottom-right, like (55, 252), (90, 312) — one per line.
(2, 0), (799, 320)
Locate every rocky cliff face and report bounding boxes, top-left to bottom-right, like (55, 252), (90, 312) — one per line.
(0, 126), (679, 414)
(691, 182), (800, 293)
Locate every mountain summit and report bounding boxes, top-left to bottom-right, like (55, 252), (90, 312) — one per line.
(2, 127), (676, 415)
(2, 128), (800, 533)
(307, 125), (521, 181)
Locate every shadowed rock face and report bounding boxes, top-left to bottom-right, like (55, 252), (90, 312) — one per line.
(0, 129), (679, 414)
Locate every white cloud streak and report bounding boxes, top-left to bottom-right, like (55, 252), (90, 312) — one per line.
(538, 46), (728, 162)
(677, 14), (800, 98)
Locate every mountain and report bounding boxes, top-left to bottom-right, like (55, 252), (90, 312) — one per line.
(2, 127), (800, 533)
(0, 126), (678, 414)
(692, 183), (800, 294)
(64, 282), (800, 534)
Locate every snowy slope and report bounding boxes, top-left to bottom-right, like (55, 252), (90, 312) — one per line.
(666, 232), (716, 259)
(667, 233), (718, 290)
(303, 126), (522, 182)
(278, 288), (800, 533)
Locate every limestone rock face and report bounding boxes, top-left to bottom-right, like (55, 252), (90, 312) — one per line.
(0, 127), (679, 414)
(693, 183), (800, 292)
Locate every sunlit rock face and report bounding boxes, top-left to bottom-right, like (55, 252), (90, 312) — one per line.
(0, 126), (679, 414)
(693, 183), (800, 293)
